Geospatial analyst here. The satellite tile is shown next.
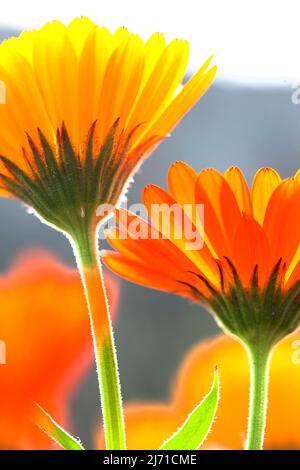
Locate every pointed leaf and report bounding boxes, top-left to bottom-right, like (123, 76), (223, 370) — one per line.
(159, 369), (219, 450)
(34, 403), (84, 450)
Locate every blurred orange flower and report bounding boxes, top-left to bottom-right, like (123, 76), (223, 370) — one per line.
(0, 250), (118, 449)
(175, 332), (300, 450)
(111, 333), (300, 450)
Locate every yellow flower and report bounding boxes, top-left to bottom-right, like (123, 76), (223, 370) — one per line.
(0, 18), (216, 450)
(0, 17), (216, 232)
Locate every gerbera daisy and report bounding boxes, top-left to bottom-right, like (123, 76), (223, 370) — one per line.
(103, 162), (300, 449)
(0, 18), (215, 450)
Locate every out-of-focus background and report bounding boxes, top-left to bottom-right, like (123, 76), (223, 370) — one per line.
(0, 0), (300, 448)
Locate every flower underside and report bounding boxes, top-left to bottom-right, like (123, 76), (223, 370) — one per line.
(0, 120), (154, 236)
(178, 258), (300, 348)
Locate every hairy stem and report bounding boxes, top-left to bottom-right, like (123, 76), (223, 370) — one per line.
(70, 222), (126, 450)
(245, 343), (272, 450)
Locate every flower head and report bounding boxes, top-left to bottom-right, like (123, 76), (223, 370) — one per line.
(0, 249), (118, 449)
(103, 163), (300, 347)
(0, 18), (216, 235)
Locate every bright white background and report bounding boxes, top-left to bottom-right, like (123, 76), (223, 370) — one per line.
(0, 0), (300, 81)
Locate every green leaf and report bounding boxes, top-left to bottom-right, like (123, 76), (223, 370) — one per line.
(159, 369), (219, 450)
(35, 403), (84, 450)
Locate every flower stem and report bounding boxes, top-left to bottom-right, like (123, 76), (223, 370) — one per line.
(245, 343), (272, 450)
(70, 222), (126, 450)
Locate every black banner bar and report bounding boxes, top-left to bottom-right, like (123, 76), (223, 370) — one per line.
(0, 450), (299, 466)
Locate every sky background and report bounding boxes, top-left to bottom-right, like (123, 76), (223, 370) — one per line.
(1, 0), (300, 80)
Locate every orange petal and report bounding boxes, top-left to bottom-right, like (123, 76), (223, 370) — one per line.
(252, 168), (282, 225)
(224, 167), (252, 215)
(103, 210), (210, 298)
(168, 161), (197, 205)
(142, 184), (219, 286)
(167, 160), (207, 239)
(103, 251), (183, 294)
(232, 213), (271, 287)
(286, 260), (300, 289)
(263, 178), (300, 269)
(195, 168), (241, 260)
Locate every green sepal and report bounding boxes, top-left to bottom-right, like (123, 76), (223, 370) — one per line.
(0, 121), (144, 237)
(180, 258), (300, 350)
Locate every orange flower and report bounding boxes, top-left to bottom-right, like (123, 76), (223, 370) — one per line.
(0, 18), (216, 231)
(108, 333), (300, 450)
(103, 163), (300, 450)
(0, 249), (118, 449)
(103, 163), (300, 346)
